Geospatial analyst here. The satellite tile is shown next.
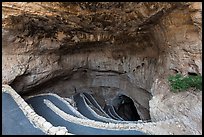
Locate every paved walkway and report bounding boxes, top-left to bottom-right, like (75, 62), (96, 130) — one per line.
(26, 93), (145, 135)
(2, 92), (45, 135)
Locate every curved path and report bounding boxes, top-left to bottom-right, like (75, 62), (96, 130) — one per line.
(104, 105), (119, 120)
(2, 92), (45, 135)
(26, 94), (145, 135)
(83, 92), (111, 118)
(109, 105), (125, 120)
(84, 96), (110, 118)
(74, 93), (132, 124)
(76, 93), (138, 124)
(104, 105), (124, 121)
(81, 92), (136, 122)
(73, 93), (113, 122)
(26, 94), (87, 119)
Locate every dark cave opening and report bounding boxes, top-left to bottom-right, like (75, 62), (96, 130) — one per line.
(188, 72), (198, 76)
(112, 95), (141, 121)
(10, 68), (151, 122)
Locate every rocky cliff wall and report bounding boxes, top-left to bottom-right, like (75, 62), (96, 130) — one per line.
(2, 2), (202, 134)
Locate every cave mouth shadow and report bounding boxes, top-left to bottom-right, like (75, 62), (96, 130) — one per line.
(112, 94), (141, 121)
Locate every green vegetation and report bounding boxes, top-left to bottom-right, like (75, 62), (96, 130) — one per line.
(168, 74), (202, 93)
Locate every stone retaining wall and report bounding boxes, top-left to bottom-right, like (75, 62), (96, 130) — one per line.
(2, 84), (72, 135)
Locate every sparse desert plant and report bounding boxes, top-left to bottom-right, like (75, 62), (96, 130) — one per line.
(168, 74), (202, 93)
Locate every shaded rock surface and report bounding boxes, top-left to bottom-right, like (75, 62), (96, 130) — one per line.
(2, 2), (202, 135)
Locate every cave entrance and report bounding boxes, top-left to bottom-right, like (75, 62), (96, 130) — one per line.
(10, 68), (151, 122)
(112, 94), (141, 121)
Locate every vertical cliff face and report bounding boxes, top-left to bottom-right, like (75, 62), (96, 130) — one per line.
(2, 2), (202, 134)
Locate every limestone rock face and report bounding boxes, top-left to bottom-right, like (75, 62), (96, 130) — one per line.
(2, 2), (202, 135)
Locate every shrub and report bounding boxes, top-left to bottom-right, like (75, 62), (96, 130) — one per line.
(168, 74), (202, 93)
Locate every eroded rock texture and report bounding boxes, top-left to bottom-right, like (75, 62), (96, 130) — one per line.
(2, 2), (202, 134)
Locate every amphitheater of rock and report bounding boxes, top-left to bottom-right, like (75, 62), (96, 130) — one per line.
(2, 2), (202, 135)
